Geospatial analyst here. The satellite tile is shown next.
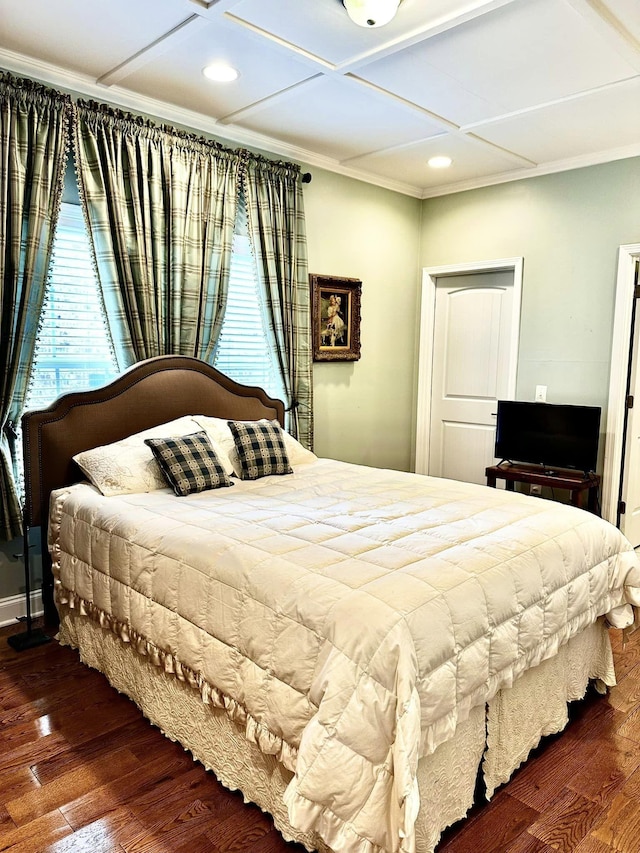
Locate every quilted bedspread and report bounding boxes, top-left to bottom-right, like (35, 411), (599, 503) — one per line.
(49, 459), (640, 853)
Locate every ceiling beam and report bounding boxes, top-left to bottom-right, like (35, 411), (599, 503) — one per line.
(96, 0), (242, 87)
(97, 14), (210, 87)
(564, 0), (640, 73)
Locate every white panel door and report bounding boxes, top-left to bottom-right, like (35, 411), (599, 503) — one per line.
(429, 271), (516, 485)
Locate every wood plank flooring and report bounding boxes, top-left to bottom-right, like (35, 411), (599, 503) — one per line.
(1, 620), (640, 853)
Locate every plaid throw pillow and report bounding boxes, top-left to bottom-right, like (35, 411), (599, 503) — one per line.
(228, 420), (292, 480)
(145, 431), (233, 496)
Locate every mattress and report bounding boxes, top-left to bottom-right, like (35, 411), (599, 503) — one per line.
(49, 458), (640, 853)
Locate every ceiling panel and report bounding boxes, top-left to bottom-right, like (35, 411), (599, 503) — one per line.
(347, 133), (525, 188)
(227, 0), (483, 66)
(412, 0), (637, 114)
(475, 77), (640, 163)
(0, 0), (187, 79)
(233, 76), (446, 161)
(355, 45), (501, 127)
(119, 17), (317, 120)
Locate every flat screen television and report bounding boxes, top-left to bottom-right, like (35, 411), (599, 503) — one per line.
(494, 400), (601, 473)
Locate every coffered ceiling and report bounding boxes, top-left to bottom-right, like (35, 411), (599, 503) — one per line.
(1, 0), (639, 197)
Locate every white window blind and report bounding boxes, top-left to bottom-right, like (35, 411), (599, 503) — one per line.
(24, 203), (118, 412)
(24, 201), (285, 411)
(213, 208), (286, 405)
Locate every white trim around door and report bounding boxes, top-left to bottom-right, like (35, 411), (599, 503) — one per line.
(415, 257), (524, 475)
(602, 243), (640, 526)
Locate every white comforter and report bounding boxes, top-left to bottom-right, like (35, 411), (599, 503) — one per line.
(49, 459), (640, 853)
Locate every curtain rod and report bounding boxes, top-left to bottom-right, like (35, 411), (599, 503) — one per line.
(301, 172), (312, 183)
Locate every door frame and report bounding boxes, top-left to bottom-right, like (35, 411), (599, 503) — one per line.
(602, 243), (640, 525)
(415, 257), (523, 474)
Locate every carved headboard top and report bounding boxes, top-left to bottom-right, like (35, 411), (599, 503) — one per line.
(22, 354), (285, 528)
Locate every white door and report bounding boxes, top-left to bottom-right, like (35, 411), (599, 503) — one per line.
(620, 261), (640, 545)
(416, 262), (521, 486)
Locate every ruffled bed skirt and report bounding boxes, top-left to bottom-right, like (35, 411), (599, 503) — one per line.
(57, 605), (615, 853)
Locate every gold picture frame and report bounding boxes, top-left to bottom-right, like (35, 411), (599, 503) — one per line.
(311, 274), (362, 362)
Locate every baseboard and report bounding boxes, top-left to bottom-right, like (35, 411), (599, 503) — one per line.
(0, 591), (44, 628)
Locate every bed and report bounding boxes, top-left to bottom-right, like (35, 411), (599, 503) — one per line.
(22, 354), (640, 853)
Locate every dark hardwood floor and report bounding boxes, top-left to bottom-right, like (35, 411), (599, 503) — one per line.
(1, 619), (640, 853)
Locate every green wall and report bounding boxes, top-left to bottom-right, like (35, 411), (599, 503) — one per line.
(419, 158), (640, 413)
(304, 169), (421, 469)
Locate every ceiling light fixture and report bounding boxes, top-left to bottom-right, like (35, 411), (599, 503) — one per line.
(342, 0), (401, 28)
(428, 156), (453, 169)
(202, 62), (239, 83)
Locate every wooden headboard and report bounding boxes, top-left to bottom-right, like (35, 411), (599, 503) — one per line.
(22, 355), (285, 624)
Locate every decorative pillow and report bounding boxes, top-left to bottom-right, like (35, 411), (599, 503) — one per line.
(193, 415), (316, 476)
(73, 416), (203, 496)
(227, 419), (293, 480)
(145, 431), (233, 496)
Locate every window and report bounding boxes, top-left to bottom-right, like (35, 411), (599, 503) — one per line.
(213, 204), (286, 404)
(25, 199), (284, 410)
(24, 203), (119, 412)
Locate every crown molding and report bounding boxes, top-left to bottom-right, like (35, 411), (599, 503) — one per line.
(419, 142), (640, 199)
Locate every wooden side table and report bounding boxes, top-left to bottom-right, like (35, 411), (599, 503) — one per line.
(485, 463), (601, 515)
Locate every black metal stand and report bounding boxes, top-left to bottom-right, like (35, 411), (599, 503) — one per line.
(7, 510), (51, 652)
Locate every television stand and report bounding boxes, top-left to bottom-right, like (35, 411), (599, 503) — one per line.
(485, 462), (601, 515)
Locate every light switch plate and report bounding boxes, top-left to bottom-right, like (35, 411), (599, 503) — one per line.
(535, 385), (547, 402)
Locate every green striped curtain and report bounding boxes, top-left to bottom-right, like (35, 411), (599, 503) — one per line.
(243, 157), (313, 448)
(0, 74), (71, 541)
(73, 102), (240, 367)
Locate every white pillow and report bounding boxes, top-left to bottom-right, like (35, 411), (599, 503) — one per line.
(192, 415), (317, 476)
(73, 416), (235, 496)
(191, 415), (237, 471)
(280, 427), (318, 467)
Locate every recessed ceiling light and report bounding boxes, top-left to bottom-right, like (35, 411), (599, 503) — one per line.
(427, 154), (452, 169)
(428, 156), (452, 169)
(203, 63), (239, 83)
